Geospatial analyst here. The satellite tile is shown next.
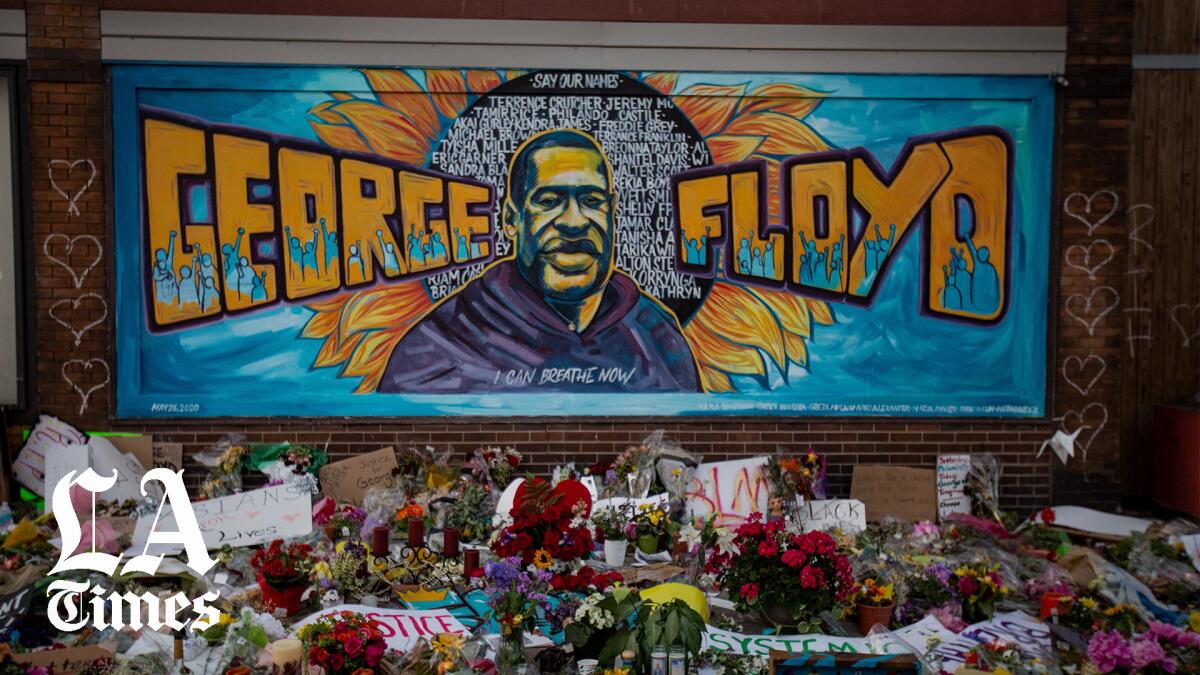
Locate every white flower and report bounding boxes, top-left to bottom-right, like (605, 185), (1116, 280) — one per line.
(679, 524), (701, 549)
(716, 530), (737, 556)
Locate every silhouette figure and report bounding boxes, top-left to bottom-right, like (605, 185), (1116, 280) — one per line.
(965, 236), (999, 314)
(320, 218), (338, 274)
(153, 230), (178, 306)
(347, 240), (365, 280)
(378, 230), (401, 275)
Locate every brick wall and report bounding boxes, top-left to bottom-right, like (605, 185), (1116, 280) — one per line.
(7, 0), (1137, 511)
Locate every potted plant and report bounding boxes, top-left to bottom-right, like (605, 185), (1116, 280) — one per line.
(851, 576), (895, 634)
(592, 505), (634, 566)
(564, 585), (642, 660)
(704, 512), (853, 632)
(250, 539), (314, 616)
(633, 503), (669, 554)
(295, 610), (388, 674)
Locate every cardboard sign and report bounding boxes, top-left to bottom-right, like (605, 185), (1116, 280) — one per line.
(293, 605), (467, 652)
(0, 583), (35, 633)
(796, 499), (866, 534)
(153, 441), (184, 471)
(131, 483), (312, 553)
(13, 645), (114, 674)
(13, 414), (87, 495)
(43, 436), (149, 512)
(686, 457), (770, 526)
(850, 465), (937, 523)
(318, 447), (399, 506)
(936, 454), (971, 521)
(106, 435), (155, 475)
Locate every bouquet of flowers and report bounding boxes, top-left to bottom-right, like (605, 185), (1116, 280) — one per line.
(707, 513), (853, 632)
(1087, 622), (1200, 674)
(592, 504), (635, 542)
(327, 541), (391, 600)
(632, 503), (671, 554)
(611, 443), (656, 498)
(564, 584), (641, 660)
(196, 438), (248, 500)
(394, 498), (426, 534)
(491, 479), (594, 573)
(959, 639), (1051, 674)
(850, 577), (895, 607)
(444, 482), (494, 543)
(322, 505), (367, 540)
(295, 610), (389, 674)
(949, 561), (1008, 622)
(765, 448), (827, 504)
(482, 557), (553, 669)
(250, 539), (314, 615)
(468, 446), (523, 490)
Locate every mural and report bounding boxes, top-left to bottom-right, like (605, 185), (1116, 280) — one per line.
(112, 66), (1054, 417)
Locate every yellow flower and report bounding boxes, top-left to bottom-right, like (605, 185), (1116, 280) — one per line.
(1189, 611), (1200, 632)
(1081, 597), (1098, 610)
(217, 612), (235, 626)
(532, 549), (553, 569)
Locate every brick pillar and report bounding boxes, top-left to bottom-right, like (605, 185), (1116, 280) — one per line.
(26, 0), (109, 427)
(1053, 0), (1134, 506)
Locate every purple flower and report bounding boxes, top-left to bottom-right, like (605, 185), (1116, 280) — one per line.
(1088, 630), (1133, 673)
(1147, 621), (1200, 649)
(484, 558), (521, 586)
(1130, 635), (1176, 672)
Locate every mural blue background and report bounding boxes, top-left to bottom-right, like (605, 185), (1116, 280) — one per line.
(111, 65), (1054, 418)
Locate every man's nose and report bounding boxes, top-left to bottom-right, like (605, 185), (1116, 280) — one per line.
(554, 196), (590, 232)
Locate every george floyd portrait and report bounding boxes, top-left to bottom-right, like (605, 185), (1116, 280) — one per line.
(375, 128), (702, 394)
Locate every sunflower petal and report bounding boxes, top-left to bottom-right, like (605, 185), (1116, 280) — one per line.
(684, 319), (766, 376)
(740, 84), (825, 119)
(784, 331), (809, 368)
(301, 302), (347, 339)
(466, 69), (502, 95)
(692, 282), (786, 373)
(345, 329), (408, 392)
(807, 298), (836, 326)
(330, 91), (355, 102)
(426, 70), (469, 119)
(326, 100), (429, 165)
(747, 285), (812, 340)
(642, 72), (678, 95)
(342, 284), (433, 334)
(673, 83), (747, 136)
(724, 112), (827, 156)
(309, 119), (372, 154)
(706, 135), (764, 164)
(360, 69), (441, 138)
(697, 364), (734, 393)
(313, 331), (365, 370)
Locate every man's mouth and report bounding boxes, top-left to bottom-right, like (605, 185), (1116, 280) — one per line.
(542, 239), (600, 272)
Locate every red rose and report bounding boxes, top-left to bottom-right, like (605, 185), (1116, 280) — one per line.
(1040, 507), (1056, 524)
(507, 455), (520, 468)
(740, 583), (760, 602)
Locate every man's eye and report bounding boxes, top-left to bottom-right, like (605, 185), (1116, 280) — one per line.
(536, 194), (561, 208)
(582, 196), (605, 209)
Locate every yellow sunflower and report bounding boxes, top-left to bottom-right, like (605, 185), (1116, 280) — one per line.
(532, 549), (553, 570)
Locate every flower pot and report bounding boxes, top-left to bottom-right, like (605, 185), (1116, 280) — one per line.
(759, 603), (799, 631)
(637, 533), (660, 554)
(604, 539), (629, 566)
(857, 602), (894, 634)
(257, 573), (306, 616)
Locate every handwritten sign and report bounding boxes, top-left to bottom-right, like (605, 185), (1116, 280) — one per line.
(850, 465), (937, 523)
(0, 583), (35, 633)
(13, 646), (114, 674)
(318, 447), (399, 506)
(702, 620), (919, 655)
(13, 414), (86, 495)
(293, 605), (467, 652)
(936, 454), (971, 521)
(796, 499), (866, 534)
(686, 457), (769, 526)
(132, 483), (312, 553)
(152, 441), (184, 471)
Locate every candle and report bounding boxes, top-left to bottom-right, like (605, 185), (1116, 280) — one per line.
(463, 548), (480, 578)
(371, 525), (389, 558)
(408, 517), (425, 547)
(271, 638), (303, 674)
(443, 527), (460, 557)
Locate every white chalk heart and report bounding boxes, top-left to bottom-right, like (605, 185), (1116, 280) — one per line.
(1060, 402), (1108, 453)
(1064, 239), (1114, 281)
(1169, 302), (1200, 347)
(49, 292), (108, 347)
(43, 233), (103, 289)
(1062, 353), (1106, 397)
(1065, 286), (1119, 336)
(1062, 191), (1119, 237)
(61, 358), (110, 415)
(47, 159), (97, 218)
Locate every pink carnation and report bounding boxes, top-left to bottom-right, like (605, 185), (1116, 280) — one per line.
(1088, 630), (1133, 674)
(1130, 635), (1176, 673)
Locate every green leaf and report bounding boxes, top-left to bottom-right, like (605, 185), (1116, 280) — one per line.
(665, 610), (681, 647)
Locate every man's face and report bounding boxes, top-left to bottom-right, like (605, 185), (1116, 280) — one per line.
(506, 146), (615, 301)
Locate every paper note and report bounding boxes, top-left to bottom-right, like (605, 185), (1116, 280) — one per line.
(131, 483), (312, 553)
(318, 447), (399, 506)
(13, 414), (86, 495)
(936, 454), (971, 521)
(796, 499), (866, 534)
(152, 441), (184, 471)
(850, 465), (937, 523)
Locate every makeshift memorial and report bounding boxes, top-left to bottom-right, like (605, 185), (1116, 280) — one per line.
(250, 539), (314, 616)
(706, 512), (853, 632)
(481, 557), (553, 671)
(632, 502), (671, 555)
(491, 478), (595, 577)
(294, 610), (389, 674)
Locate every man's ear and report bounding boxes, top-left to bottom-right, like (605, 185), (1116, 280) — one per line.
(502, 200), (518, 241)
